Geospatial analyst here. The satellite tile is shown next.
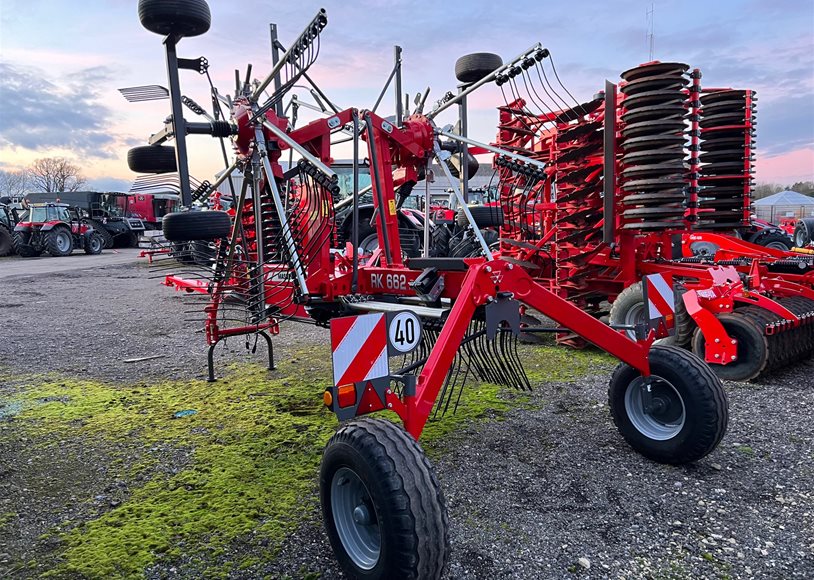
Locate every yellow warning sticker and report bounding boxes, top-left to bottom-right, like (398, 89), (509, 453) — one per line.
(388, 199), (396, 215)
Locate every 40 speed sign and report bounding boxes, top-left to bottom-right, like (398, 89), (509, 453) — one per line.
(387, 311), (422, 355)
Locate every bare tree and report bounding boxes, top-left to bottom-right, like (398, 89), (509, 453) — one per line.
(27, 157), (87, 192)
(0, 169), (30, 198)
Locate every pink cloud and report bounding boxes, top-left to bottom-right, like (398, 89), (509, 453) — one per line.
(755, 147), (814, 184)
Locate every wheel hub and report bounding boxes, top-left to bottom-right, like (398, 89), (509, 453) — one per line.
(331, 467), (381, 570)
(625, 376), (686, 440)
(353, 503), (371, 525)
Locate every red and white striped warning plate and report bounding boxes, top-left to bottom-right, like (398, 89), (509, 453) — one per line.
(330, 313), (390, 387)
(643, 273), (676, 332)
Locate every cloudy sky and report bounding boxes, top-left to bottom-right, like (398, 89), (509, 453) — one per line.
(1, 0), (812, 191)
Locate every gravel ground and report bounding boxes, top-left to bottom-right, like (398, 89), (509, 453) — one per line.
(1, 260), (812, 579)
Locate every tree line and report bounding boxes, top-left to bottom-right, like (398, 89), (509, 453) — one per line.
(0, 157), (87, 198)
(754, 181), (814, 199)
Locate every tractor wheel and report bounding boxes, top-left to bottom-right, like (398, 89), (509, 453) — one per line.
(690, 312), (768, 381)
(456, 206), (504, 228)
(138, 0), (211, 38)
(125, 231), (141, 248)
(608, 345), (728, 464)
(794, 220), (812, 247)
(86, 220), (114, 249)
(454, 52), (503, 84)
(127, 145), (178, 174)
(609, 282), (693, 346)
(753, 231), (792, 251)
(429, 224), (452, 257)
(163, 210), (231, 242)
(12, 233), (41, 257)
(0, 226), (12, 257)
(46, 226), (74, 257)
(84, 233), (104, 255)
(320, 418), (449, 580)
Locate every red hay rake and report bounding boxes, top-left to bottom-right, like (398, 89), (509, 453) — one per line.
(128, 2), (729, 577)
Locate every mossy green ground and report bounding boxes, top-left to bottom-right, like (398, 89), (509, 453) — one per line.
(4, 344), (609, 578)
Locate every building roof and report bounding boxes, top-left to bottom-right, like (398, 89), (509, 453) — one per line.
(753, 190), (814, 206)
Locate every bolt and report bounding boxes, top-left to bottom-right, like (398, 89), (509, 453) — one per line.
(714, 354), (720, 358)
(731, 339), (736, 344)
(385, 389), (391, 394)
(387, 403), (392, 408)
(714, 338), (720, 343)
(485, 266), (492, 273)
(506, 263), (513, 270)
(731, 355), (737, 361)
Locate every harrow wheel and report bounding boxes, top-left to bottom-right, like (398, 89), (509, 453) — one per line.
(609, 345), (728, 464)
(320, 418), (449, 580)
(690, 312), (769, 381)
(609, 282), (693, 346)
(138, 0), (211, 38)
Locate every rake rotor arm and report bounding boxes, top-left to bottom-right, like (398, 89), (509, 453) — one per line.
(403, 259), (652, 439)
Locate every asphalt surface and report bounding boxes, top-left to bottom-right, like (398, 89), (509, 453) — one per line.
(0, 248), (143, 279)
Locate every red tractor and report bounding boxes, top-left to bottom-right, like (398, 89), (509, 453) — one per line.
(12, 203), (104, 257)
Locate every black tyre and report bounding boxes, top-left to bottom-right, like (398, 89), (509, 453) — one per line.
(429, 224), (452, 257)
(46, 226), (74, 257)
(454, 52), (503, 84)
(162, 210), (231, 242)
(320, 418), (449, 580)
(138, 0), (211, 38)
(84, 233), (103, 255)
(127, 145), (177, 174)
(610, 282), (693, 346)
(752, 231), (792, 251)
(608, 345), (728, 464)
(86, 219), (114, 249)
(0, 226), (12, 257)
(794, 220), (812, 247)
(125, 231), (141, 248)
(456, 205), (504, 228)
(12, 232), (41, 257)
(690, 312), (768, 381)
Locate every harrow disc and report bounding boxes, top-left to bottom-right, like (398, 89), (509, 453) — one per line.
(622, 148), (686, 165)
(621, 134), (686, 152)
(622, 90), (686, 110)
(621, 61), (689, 82)
(621, 75), (688, 95)
(621, 104), (687, 124)
(621, 119), (687, 139)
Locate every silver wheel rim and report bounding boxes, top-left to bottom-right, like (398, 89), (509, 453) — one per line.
(624, 376), (686, 440)
(56, 231), (70, 252)
(623, 302), (646, 340)
(331, 467), (380, 570)
(359, 234), (379, 255)
(795, 231), (807, 247)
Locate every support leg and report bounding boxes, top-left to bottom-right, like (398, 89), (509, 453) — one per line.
(207, 343), (218, 382)
(259, 330), (276, 370)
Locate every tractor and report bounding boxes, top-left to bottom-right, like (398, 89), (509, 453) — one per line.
(12, 203), (104, 257)
(0, 202), (19, 256)
(128, 2), (729, 577)
(25, 191), (147, 248)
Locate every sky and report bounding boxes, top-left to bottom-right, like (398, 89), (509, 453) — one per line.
(1, 0), (813, 192)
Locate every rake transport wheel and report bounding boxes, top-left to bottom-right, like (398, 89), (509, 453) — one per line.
(162, 210), (231, 242)
(794, 219), (813, 247)
(609, 345), (728, 464)
(46, 226), (74, 257)
(690, 312), (769, 381)
(454, 52), (503, 84)
(127, 145), (178, 174)
(320, 418), (450, 580)
(138, 0), (211, 38)
(609, 282), (693, 346)
(456, 206), (504, 228)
